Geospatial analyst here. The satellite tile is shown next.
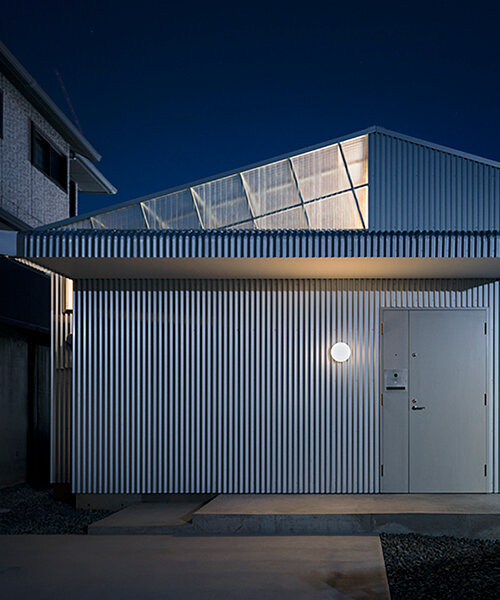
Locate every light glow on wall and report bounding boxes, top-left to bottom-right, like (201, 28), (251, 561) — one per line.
(330, 342), (351, 363)
(64, 278), (73, 313)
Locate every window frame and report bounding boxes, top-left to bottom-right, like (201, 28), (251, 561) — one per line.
(30, 122), (68, 192)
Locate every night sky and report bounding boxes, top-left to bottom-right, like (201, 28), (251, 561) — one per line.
(2, 1), (499, 215)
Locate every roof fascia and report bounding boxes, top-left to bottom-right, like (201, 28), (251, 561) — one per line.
(71, 154), (117, 195)
(373, 126), (500, 170)
(0, 40), (101, 162)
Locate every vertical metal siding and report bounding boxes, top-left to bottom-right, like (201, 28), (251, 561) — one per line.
(65, 278), (499, 494)
(51, 274), (72, 483)
(369, 132), (500, 231)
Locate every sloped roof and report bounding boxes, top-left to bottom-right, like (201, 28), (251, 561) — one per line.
(35, 126), (500, 232)
(38, 130), (372, 231)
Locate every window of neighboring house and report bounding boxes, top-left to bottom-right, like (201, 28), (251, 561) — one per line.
(0, 88), (3, 138)
(69, 180), (77, 217)
(31, 124), (67, 190)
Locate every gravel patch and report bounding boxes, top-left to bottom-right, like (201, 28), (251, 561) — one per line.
(0, 484), (113, 534)
(381, 533), (500, 600)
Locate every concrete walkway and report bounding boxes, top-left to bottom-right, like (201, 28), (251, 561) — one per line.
(197, 493), (500, 514)
(88, 501), (202, 534)
(0, 535), (390, 599)
(193, 494), (500, 537)
(86, 493), (500, 538)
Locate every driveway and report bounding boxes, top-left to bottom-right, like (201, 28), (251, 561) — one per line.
(0, 534), (389, 599)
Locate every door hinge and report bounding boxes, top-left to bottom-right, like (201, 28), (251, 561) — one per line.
(381, 464), (384, 477)
(484, 393), (488, 406)
(380, 322), (384, 335)
(484, 322), (487, 335)
(484, 464), (487, 477)
(381, 393), (384, 407)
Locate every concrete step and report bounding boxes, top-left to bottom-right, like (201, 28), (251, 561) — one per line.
(191, 494), (500, 538)
(88, 501), (202, 535)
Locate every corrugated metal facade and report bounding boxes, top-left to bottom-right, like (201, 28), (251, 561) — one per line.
(20, 229), (500, 259)
(369, 132), (500, 231)
(29, 128), (500, 495)
(51, 274), (72, 483)
(68, 278), (499, 494)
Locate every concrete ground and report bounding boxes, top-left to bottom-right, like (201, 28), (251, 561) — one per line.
(197, 494), (500, 514)
(88, 501), (202, 534)
(192, 494), (500, 538)
(0, 534), (390, 599)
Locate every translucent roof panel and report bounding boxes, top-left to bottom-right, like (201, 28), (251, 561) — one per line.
(255, 206), (308, 229)
(242, 160), (302, 216)
(92, 204), (146, 229)
(228, 220), (255, 230)
(306, 190), (366, 229)
(59, 134), (368, 231)
(341, 135), (368, 187)
(291, 144), (350, 202)
(356, 186), (369, 227)
(143, 190), (201, 229)
(192, 175), (252, 229)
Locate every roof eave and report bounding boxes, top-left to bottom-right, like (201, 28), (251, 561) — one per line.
(0, 40), (101, 162)
(70, 154), (117, 195)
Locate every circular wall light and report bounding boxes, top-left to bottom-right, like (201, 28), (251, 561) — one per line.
(330, 342), (351, 363)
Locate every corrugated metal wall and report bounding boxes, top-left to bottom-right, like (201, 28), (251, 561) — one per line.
(51, 274), (72, 484)
(369, 132), (500, 231)
(20, 229), (500, 259)
(66, 278), (499, 494)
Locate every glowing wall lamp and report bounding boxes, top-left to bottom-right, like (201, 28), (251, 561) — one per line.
(330, 342), (351, 363)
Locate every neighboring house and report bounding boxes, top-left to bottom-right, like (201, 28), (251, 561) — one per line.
(0, 40), (115, 487)
(3, 126), (500, 504)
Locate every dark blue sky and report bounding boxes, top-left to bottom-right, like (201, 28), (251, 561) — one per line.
(2, 1), (499, 215)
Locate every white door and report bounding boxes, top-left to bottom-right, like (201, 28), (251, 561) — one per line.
(409, 310), (488, 492)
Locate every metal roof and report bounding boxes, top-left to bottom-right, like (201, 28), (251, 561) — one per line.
(19, 229), (500, 259)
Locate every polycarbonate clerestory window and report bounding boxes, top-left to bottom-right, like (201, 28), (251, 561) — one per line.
(62, 135), (368, 231)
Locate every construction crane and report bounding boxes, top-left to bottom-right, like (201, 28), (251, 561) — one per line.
(54, 69), (84, 135)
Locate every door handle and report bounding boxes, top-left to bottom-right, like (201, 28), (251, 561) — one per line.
(411, 406), (426, 411)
